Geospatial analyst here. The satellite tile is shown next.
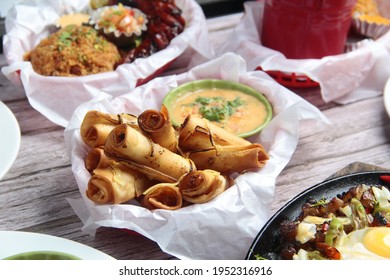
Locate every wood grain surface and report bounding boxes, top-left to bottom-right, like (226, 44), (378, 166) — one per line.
(1, 12), (390, 260)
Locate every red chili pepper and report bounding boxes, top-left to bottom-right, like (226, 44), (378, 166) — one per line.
(380, 175), (390, 183)
(316, 243), (341, 260)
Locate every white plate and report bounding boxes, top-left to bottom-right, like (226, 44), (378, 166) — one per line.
(384, 77), (390, 118)
(0, 101), (21, 180)
(0, 231), (115, 260)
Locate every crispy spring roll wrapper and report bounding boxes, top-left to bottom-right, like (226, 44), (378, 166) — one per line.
(178, 169), (233, 204)
(84, 147), (112, 172)
(104, 124), (196, 183)
(80, 110), (138, 148)
(86, 163), (154, 204)
(188, 143), (269, 174)
(178, 115), (251, 152)
(138, 105), (178, 152)
(141, 183), (182, 210)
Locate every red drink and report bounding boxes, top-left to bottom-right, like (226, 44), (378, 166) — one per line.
(261, 0), (356, 59)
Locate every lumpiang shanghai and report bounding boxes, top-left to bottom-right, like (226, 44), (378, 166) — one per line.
(1, 0), (390, 262)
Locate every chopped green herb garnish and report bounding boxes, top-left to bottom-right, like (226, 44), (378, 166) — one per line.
(191, 96), (244, 122)
(254, 254), (268, 260)
(228, 97), (243, 108)
(78, 53), (88, 63)
(113, 10), (124, 16)
(194, 96), (223, 105)
(59, 31), (73, 46)
(309, 197), (328, 207)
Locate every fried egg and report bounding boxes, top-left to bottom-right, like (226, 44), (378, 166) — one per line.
(337, 227), (390, 259)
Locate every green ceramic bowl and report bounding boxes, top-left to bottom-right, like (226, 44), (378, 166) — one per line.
(163, 79), (273, 138)
(3, 250), (81, 260)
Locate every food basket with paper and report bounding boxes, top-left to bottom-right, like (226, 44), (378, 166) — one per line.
(64, 53), (329, 259)
(1, 0), (213, 127)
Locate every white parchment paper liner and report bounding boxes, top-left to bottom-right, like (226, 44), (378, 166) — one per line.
(217, 1), (390, 104)
(64, 53), (329, 260)
(1, 0), (213, 127)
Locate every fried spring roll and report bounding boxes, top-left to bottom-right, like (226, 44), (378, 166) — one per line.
(178, 169), (232, 204)
(104, 124), (196, 183)
(80, 110), (138, 148)
(138, 105), (178, 152)
(86, 163), (153, 204)
(141, 183), (182, 210)
(178, 115), (251, 152)
(84, 147), (111, 172)
(188, 143), (269, 174)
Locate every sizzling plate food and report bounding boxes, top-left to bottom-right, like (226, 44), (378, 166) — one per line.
(79, 105), (270, 210)
(277, 183), (390, 260)
(24, 0), (185, 76)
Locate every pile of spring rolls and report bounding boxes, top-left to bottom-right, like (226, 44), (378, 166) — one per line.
(80, 105), (270, 210)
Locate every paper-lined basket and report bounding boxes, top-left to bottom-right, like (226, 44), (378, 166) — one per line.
(1, 0), (213, 127)
(64, 53), (329, 260)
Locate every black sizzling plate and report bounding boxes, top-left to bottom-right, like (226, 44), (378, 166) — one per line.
(245, 171), (390, 260)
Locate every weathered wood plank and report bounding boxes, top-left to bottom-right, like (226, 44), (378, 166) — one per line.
(272, 96), (390, 214)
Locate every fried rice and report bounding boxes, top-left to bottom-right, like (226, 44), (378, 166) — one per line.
(25, 24), (121, 77)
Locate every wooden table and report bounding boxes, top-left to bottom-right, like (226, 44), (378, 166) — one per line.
(1, 12), (390, 260)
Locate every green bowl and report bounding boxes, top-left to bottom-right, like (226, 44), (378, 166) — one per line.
(163, 79), (273, 138)
(3, 251), (81, 260)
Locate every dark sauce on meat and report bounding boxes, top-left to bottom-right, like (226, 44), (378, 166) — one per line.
(109, 0), (186, 64)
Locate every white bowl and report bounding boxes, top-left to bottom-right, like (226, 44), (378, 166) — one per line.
(0, 231), (115, 260)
